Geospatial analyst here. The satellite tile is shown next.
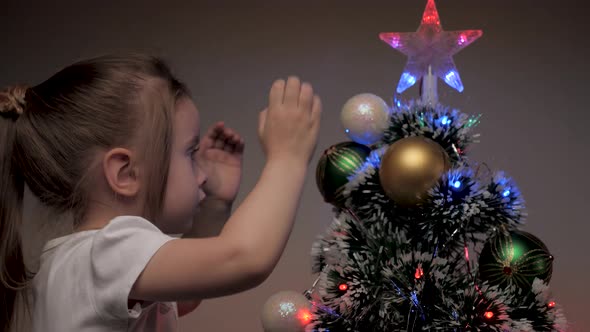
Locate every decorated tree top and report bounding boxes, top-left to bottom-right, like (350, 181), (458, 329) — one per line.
(380, 0), (482, 104)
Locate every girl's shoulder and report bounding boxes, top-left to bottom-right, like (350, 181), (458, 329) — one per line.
(38, 215), (178, 324)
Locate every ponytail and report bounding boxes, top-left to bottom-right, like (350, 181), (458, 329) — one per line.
(0, 86), (32, 332)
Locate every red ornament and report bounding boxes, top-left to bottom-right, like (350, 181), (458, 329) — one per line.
(484, 311), (494, 319)
(338, 283), (348, 292)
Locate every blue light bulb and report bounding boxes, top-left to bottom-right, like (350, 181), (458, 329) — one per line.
(453, 180), (461, 189)
(502, 189), (511, 197)
(443, 70), (464, 92)
(397, 72), (417, 93)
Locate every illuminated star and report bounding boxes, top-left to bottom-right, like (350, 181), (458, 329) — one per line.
(379, 0), (482, 93)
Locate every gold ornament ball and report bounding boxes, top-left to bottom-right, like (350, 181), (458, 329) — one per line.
(260, 290), (312, 332)
(379, 136), (450, 206)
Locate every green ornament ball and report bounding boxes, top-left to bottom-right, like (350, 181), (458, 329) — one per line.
(315, 141), (371, 208)
(479, 230), (553, 291)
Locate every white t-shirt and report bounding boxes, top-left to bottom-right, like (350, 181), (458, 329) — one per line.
(32, 216), (179, 332)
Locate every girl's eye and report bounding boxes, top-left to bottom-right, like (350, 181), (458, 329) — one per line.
(190, 145), (200, 160)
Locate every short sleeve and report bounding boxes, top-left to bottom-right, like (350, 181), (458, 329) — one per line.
(89, 216), (177, 322)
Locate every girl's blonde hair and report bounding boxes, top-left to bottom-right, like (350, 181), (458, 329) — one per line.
(0, 53), (188, 331)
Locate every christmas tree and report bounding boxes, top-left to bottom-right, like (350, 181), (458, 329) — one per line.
(260, 1), (568, 331)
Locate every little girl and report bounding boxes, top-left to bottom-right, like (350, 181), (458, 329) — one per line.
(0, 53), (321, 331)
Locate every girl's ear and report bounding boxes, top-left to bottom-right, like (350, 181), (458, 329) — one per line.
(103, 148), (141, 197)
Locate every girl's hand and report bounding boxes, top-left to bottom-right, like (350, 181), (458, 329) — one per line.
(197, 121), (244, 205)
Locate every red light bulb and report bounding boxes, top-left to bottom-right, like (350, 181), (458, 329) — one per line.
(338, 283), (348, 291)
(415, 267), (424, 279)
(297, 309), (313, 325)
(548, 301), (556, 308)
(458, 33), (468, 46)
(484, 311), (494, 319)
(421, 0), (441, 26)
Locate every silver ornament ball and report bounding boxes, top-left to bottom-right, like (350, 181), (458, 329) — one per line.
(340, 93), (390, 145)
(261, 290), (312, 332)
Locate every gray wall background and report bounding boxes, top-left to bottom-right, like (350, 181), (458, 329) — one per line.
(2, 0), (588, 330)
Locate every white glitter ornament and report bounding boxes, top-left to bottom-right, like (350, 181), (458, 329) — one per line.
(260, 290), (312, 332)
(340, 93), (390, 145)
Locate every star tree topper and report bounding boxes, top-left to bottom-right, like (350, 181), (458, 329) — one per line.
(380, 0), (482, 96)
